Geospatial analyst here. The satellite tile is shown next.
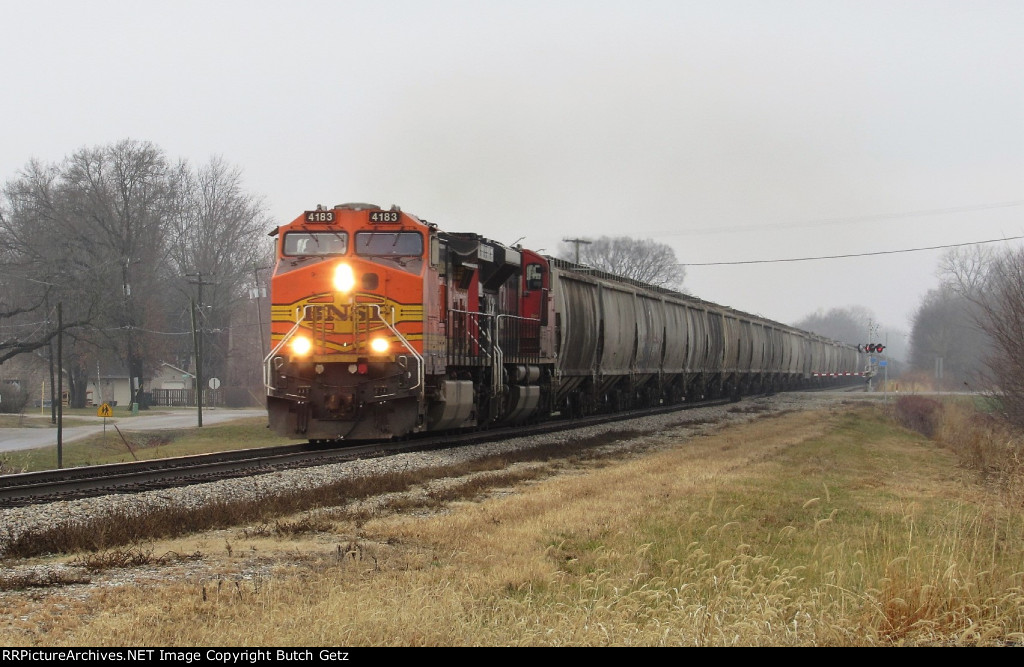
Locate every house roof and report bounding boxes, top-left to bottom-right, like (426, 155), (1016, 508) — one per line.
(160, 362), (195, 379)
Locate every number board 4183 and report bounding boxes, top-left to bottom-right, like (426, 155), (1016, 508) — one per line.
(369, 211), (400, 224)
(304, 210), (335, 223)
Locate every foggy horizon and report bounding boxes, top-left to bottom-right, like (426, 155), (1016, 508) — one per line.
(2, 1), (1021, 341)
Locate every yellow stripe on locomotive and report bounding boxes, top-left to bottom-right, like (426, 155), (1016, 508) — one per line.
(270, 291), (424, 362)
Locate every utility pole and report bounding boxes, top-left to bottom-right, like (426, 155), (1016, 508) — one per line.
(562, 237), (592, 264)
(883, 331), (889, 401)
(252, 263), (269, 357)
(122, 256), (141, 413)
(865, 318), (880, 392)
(190, 298), (202, 428)
(57, 301), (63, 469)
(187, 272), (215, 427)
(46, 299), (56, 425)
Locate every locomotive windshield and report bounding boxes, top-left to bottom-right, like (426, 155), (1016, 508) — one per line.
(354, 231), (423, 257)
(354, 231), (424, 274)
(283, 232), (348, 256)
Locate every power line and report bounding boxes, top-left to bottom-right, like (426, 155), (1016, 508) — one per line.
(680, 235), (1024, 267)
(662, 200), (1024, 237)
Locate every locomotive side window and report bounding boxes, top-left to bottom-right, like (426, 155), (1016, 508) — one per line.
(283, 232), (348, 256)
(526, 263), (544, 291)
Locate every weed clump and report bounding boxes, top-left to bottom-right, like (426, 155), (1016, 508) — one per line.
(894, 396), (943, 438)
(70, 547), (203, 571)
(0, 456), (26, 475)
(0, 569), (90, 591)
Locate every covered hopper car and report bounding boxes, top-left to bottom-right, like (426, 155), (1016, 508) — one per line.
(265, 203), (865, 440)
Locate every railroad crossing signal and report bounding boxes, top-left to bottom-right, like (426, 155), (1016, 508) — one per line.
(97, 402), (113, 418)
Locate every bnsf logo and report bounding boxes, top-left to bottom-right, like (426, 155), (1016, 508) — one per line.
(303, 304), (352, 321)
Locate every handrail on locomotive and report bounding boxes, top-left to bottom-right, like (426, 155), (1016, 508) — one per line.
(264, 303), (424, 398)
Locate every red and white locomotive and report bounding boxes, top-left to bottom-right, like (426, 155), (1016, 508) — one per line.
(265, 203), (863, 440)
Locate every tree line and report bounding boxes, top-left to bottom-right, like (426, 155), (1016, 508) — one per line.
(794, 245), (1024, 430)
(0, 139), (273, 410)
(919, 246), (1024, 427)
(2, 139), (1020, 427)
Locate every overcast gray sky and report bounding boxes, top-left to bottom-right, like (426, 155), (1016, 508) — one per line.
(3, 0), (1021, 340)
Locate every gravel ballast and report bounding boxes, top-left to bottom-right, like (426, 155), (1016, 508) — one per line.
(0, 392), (864, 553)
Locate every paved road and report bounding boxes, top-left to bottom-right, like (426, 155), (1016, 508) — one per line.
(0, 408), (267, 453)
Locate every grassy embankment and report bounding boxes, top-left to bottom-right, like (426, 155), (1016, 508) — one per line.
(0, 398), (1021, 646)
(0, 414), (300, 473)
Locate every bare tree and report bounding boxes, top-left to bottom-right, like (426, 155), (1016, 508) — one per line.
(2, 141), (177, 407)
(2, 141), (272, 407)
(60, 140), (176, 407)
(909, 286), (990, 389)
(940, 245), (995, 298)
(165, 156), (274, 389)
(556, 236), (686, 290)
(972, 248), (1024, 426)
(793, 306), (875, 346)
(0, 164), (100, 367)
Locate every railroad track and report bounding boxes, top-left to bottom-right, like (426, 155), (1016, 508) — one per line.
(0, 397), (749, 507)
(0, 381), (876, 508)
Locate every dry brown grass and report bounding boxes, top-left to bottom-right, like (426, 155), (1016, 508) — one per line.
(0, 456), (26, 475)
(0, 569), (91, 591)
(69, 548), (204, 572)
(915, 397), (1023, 508)
(0, 404), (1021, 646)
(0, 435), (627, 559)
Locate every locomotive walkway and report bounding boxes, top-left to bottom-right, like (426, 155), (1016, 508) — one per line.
(0, 408), (266, 453)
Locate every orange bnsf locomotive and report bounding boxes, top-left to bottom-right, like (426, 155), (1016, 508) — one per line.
(265, 203), (865, 441)
(266, 202), (554, 440)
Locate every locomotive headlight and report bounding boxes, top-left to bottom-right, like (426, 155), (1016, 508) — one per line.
(291, 336), (312, 356)
(370, 337), (390, 354)
(333, 262), (356, 293)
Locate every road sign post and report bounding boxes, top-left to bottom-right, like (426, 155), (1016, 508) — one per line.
(97, 402), (113, 436)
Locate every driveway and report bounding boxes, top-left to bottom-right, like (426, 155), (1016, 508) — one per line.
(0, 408), (268, 453)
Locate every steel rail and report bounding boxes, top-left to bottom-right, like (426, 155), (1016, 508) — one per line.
(0, 384), (863, 507)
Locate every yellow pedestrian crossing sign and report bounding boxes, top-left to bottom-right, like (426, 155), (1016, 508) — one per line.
(97, 403), (113, 418)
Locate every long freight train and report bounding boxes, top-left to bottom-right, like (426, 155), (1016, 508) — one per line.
(265, 203), (865, 441)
